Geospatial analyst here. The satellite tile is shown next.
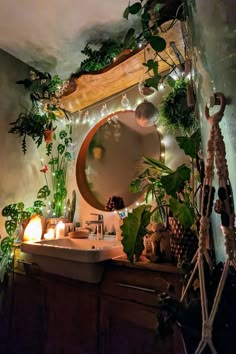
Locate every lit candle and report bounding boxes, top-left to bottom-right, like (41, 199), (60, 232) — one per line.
(48, 228), (55, 238)
(56, 221), (65, 239)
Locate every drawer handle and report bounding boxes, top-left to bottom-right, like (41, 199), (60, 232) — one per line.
(16, 258), (33, 266)
(116, 282), (156, 293)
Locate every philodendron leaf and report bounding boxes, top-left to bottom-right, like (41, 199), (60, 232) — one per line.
(2, 204), (17, 218)
(169, 198), (195, 229)
(176, 129), (201, 158)
(160, 164), (191, 197)
(57, 144), (65, 155)
(37, 185), (50, 199)
(121, 204), (151, 262)
(0, 236), (14, 254)
(59, 130), (67, 139)
(5, 219), (17, 236)
(129, 2), (142, 15)
(149, 36), (166, 52)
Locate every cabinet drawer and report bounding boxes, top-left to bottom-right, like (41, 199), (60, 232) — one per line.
(101, 265), (182, 306)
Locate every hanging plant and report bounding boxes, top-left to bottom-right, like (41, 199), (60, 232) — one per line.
(159, 79), (197, 134)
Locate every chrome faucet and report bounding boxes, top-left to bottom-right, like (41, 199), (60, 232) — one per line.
(85, 213), (104, 240)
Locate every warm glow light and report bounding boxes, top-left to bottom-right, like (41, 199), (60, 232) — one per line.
(56, 221), (65, 239)
(23, 215), (42, 242)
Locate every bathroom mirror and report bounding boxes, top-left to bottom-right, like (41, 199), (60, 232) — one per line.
(76, 110), (161, 211)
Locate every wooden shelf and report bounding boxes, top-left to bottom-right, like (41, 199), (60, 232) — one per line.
(60, 21), (185, 113)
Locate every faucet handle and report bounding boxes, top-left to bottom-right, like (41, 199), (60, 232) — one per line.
(90, 213), (103, 221)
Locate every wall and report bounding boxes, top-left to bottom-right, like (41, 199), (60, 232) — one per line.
(0, 49), (43, 236)
(187, 0), (236, 261)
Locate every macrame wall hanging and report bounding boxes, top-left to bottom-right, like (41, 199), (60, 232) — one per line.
(180, 92), (236, 354)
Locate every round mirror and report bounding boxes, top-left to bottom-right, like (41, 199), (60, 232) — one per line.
(76, 110), (161, 211)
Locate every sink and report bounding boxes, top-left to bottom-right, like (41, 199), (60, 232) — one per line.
(20, 237), (124, 283)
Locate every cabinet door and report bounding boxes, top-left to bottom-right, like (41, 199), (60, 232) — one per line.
(44, 276), (99, 354)
(100, 295), (175, 354)
(7, 273), (45, 354)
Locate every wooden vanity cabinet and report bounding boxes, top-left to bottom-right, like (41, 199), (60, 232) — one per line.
(43, 274), (99, 354)
(4, 268), (99, 354)
(5, 272), (45, 354)
(2, 261), (185, 354)
(100, 263), (185, 354)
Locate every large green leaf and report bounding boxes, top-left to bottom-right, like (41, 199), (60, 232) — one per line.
(149, 36), (166, 52)
(129, 2), (142, 15)
(5, 219), (17, 236)
(37, 185), (50, 199)
(176, 129), (201, 158)
(160, 164), (191, 197)
(169, 198), (195, 229)
(123, 28), (136, 49)
(143, 156), (173, 174)
(0, 236), (14, 254)
(121, 205), (151, 262)
(2, 204), (17, 218)
(145, 76), (161, 90)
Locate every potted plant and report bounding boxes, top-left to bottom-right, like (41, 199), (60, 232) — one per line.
(159, 78), (197, 135)
(122, 0), (185, 89)
(9, 107), (57, 153)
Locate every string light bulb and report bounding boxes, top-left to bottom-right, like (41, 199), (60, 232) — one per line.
(121, 94), (130, 108)
(101, 104), (109, 117)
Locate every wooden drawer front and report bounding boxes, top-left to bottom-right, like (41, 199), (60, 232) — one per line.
(101, 266), (181, 306)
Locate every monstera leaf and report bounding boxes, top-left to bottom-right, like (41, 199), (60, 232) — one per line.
(160, 165), (191, 197)
(121, 204), (151, 262)
(176, 129), (201, 158)
(37, 185), (50, 199)
(169, 198), (195, 229)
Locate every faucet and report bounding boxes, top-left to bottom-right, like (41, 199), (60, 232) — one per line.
(85, 213), (104, 240)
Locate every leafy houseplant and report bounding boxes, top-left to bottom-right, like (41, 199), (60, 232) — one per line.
(9, 107), (57, 153)
(38, 125), (73, 217)
(121, 204), (152, 262)
(0, 200), (45, 281)
(123, 0), (184, 89)
(70, 30), (139, 79)
(9, 69), (69, 153)
(159, 78), (197, 134)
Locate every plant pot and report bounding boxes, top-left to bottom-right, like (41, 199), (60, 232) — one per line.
(43, 129), (54, 144)
(168, 217), (198, 263)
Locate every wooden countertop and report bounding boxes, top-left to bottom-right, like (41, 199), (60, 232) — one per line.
(109, 256), (179, 274)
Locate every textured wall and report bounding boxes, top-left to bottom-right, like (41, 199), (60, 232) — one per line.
(187, 0), (236, 261)
(0, 49), (43, 236)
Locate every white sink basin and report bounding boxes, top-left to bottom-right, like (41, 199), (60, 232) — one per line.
(20, 237), (124, 283)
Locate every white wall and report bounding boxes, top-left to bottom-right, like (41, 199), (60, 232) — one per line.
(0, 50), (43, 236)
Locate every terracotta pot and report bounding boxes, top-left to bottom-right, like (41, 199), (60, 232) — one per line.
(43, 129), (54, 144)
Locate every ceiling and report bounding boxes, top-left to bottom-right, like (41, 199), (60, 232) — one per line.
(0, 0), (134, 78)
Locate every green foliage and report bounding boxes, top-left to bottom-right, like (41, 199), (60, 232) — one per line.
(129, 157), (196, 229)
(169, 197), (195, 229)
(8, 106), (57, 153)
(121, 205), (152, 262)
(176, 129), (201, 158)
(160, 165), (191, 197)
(71, 32), (138, 78)
(122, 0), (183, 90)
(37, 185), (51, 199)
(159, 79), (197, 134)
